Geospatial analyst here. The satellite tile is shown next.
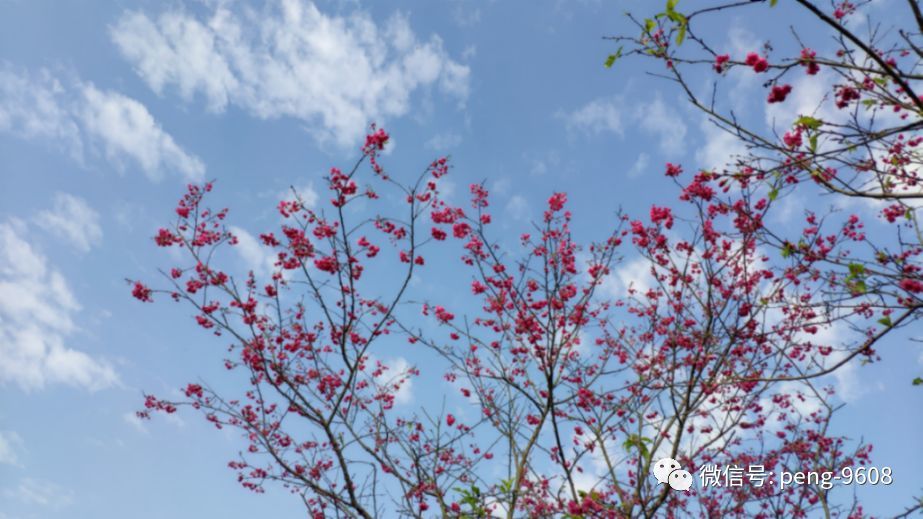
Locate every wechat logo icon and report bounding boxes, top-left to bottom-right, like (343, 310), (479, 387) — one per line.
(652, 457), (693, 492)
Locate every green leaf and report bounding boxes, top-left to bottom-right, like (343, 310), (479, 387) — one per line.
(623, 434), (652, 461)
(457, 483), (486, 514)
(768, 188), (779, 201)
(605, 47), (623, 68)
(770, 0), (778, 5)
(795, 115), (823, 130)
(645, 18), (656, 33)
(656, 0), (687, 45)
(809, 134), (818, 153)
(848, 263), (865, 278)
(913, 377), (923, 386)
(781, 242), (794, 258)
(849, 280), (867, 295)
(878, 316), (892, 327)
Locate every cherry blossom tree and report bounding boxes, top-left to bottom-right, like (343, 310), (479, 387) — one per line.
(131, 117), (909, 516)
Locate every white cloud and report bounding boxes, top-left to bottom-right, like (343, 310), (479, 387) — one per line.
(450, 0), (482, 27)
(809, 322), (878, 402)
(0, 431), (23, 467)
(123, 412), (149, 434)
(627, 152), (649, 178)
(425, 132), (462, 151)
(719, 24), (763, 118)
(599, 255), (653, 298)
(34, 193), (102, 253)
(505, 195), (530, 222)
(461, 45), (477, 61)
(1, 478), (73, 509)
(770, 192), (806, 224)
(364, 354), (415, 405)
(280, 182), (319, 210)
(0, 64), (204, 181)
(687, 26), (770, 171)
(491, 177), (511, 196)
(775, 381), (823, 418)
(563, 93), (686, 157)
(570, 429), (623, 494)
(695, 118), (746, 171)
(432, 177), (456, 202)
(726, 24), (759, 57)
(759, 304), (878, 404)
(390, 357), (414, 405)
(80, 85), (204, 181)
(111, 10), (238, 112)
(634, 95), (687, 155)
(560, 97), (623, 136)
(228, 225), (276, 276)
(0, 220), (118, 392)
(164, 412), (186, 428)
(764, 71), (834, 132)
(0, 67), (83, 160)
(111, 0), (470, 147)
(525, 149), (561, 176)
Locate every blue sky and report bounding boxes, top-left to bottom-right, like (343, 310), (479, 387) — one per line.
(0, 0), (921, 517)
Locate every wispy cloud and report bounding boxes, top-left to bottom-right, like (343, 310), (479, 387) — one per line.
(389, 357), (415, 405)
(425, 132), (462, 151)
(35, 193), (103, 253)
(1, 478), (73, 509)
(0, 64), (204, 181)
(111, 0), (470, 147)
(695, 117), (746, 171)
(0, 431), (24, 467)
(123, 412), (149, 434)
(79, 85), (204, 180)
(561, 93), (687, 157)
(560, 96), (623, 136)
(634, 94), (687, 155)
(505, 195), (530, 222)
(282, 182), (320, 210)
(627, 152), (649, 178)
(0, 64), (205, 180)
(0, 67), (83, 158)
(228, 225), (276, 277)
